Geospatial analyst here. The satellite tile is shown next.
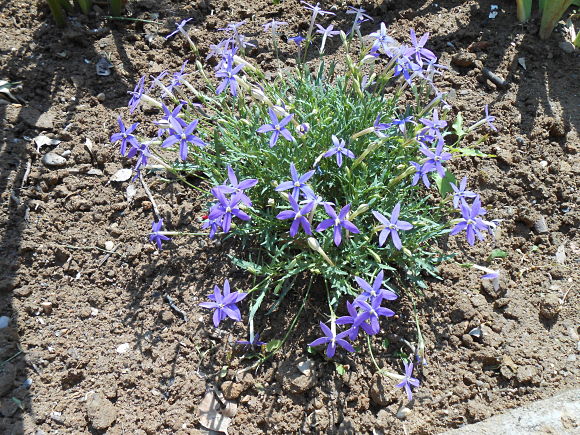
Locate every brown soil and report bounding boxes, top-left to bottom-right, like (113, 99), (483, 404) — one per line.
(1, 0), (579, 433)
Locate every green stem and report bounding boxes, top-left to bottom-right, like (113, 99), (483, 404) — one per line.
(46, 0), (67, 26)
(109, 0), (123, 17)
(76, 0), (92, 15)
(540, 0), (573, 39)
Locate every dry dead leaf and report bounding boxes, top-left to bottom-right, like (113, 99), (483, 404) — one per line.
(198, 391), (232, 434)
(110, 168), (133, 182)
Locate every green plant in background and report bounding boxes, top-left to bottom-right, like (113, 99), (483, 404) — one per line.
(516, 0), (580, 39)
(46, 0), (125, 26)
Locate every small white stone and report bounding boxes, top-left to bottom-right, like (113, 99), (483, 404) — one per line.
(0, 316), (10, 328)
(116, 343), (130, 354)
(104, 241), (114, 251)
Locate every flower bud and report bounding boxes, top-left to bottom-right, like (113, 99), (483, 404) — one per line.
(307, 237), (320, 251)
(349, 203), (369, 220)
(267, 198), (275, 207)
(403, 247), (412, 257)
(272, 105), (289, 118)
(251, 87), (271, 104)
(339, 30), (347, 45)
(155, 119), (171, 129)
(296, 122), (310, 136)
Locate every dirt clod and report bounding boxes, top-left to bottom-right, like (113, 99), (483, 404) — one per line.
(86, 392), (117, 430)
(540, 294), (561, 320)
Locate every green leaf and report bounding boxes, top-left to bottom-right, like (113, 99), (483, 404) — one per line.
(335, 363), (346, 375)
(452, 112), (466, 137)
(219, 365), (228, 378)
(381, 339), (390, 349)
(451, 147), (494, 158)
(487, 249), (508, 261)
(433, 171), (457, 197)
(266, 339), (282, 353)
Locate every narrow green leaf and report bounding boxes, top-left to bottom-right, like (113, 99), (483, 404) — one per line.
(433, 171), (457, 197)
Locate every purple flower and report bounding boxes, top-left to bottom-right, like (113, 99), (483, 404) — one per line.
(128, 76), (146, 113)
(390, 116), (415, 135)
(484, 105), (497, 132)
(316, 23), (340, 53)
(419, 139), (452, 177)
(150, 219), (170, 250)
(131, 141), (151, 176)
(111, 117), (140, 156)
(216, 54), (244, 97)
(257, 108), (295, 147)
(450, 176), (477, 208)
(418, 109), (447, 141)
(215, 166), (258, 206)
(396, 362), (420, 401)
(354, 296), (395, 334)
(323, 135), (355, 167)
(346, 6), (373, 22)
(301, 1), (335, 16)
(288, 35), (306, 46)
(354, 270), (398, 305)
(199, 280), (248, 327)
(449, 196), (490, 246)
(373, 203), (413, 250)
(410, 161), (434, 188)
(208, 189), (251, 233)
(161, 118), (206, 161)
(481, 270), (499, 280)
(166, 18), (193, 39)
(308, 321), (355, 358)
(276, 195), (315, 237)
(263, 20), (287, 33)
(156, 103), (186, 137)
(275, 163), (315, 199)
(403, 29), (436, 64)
(316, 203), (360, 246)
(237, 333), (266, 349)
(336, 301), (370, 340)
(393, 55), (423, 85)
(167, 61), (189, 92)
(202, 217), (222, 239)
(369, 22), (398, 56)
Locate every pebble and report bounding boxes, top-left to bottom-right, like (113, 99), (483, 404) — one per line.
(533, 216), (549, 234)
(539, 294), (560, 319)
(0, 316), (10, 328)
(451, 52), (476, 67)
(221, 380), (245, 400)
(86, 392), (117, 430)
(116, 343), (130, 354)
(40, 301), (53, 315)
(41, 152), (67, 168)
(13, 286), (32, 298)
(516, 365), (538, 383)
(50, 411), (65, 425)
(97, 92), (106, 102)
(559, 41), (575, 54)
(104, 241), (114, 251)
(370, 373), (395, 406)
(275, 357), (317, 394)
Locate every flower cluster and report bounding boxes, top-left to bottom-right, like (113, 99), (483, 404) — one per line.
(110, 11), (503, 403)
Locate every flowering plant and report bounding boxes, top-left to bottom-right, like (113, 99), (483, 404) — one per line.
(111, 4), (499, 401)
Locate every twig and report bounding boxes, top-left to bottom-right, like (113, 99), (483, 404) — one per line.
(21, 159), (31, 188)
(140, 172), (161, 221)
(164, 294), (188, 321)
(98, 245), (118, 267)
(55, 243), (121, 255)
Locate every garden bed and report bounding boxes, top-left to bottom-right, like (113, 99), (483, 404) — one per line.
(0, 0), (578, 433)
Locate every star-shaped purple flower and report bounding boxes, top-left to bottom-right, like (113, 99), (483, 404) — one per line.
(396, 361), (420, 401)
(450, 176), (478, 209)
(354, 296), (395, 334)
(199, 280), (248, 327)
(419, 139), (452, 177)
(166, 18), (193, 39)
(215, 166), (258, 207)
(373, 203), (413, 250)
(402, 29), (436, 64)
(149, 219), (170, 250)
(276, 195), (315, 237)
(449, 196), (490, 245)
(128, 75), (146, 113)
(410, 161), (434, 188)
(369, 22), (398, 56)
(336, 301), (371, 340)
(316, 203), (360, 246)
(257, 108), (295, 147)
(484, 104), (497, 132)
(216, 54), (244, 97)
(161, 118), (206, 161)
(323, 135), (355, 167)
(111, 117), (140, 156)
(354, 270), (398, 305)
(275, 163), (315, 199)
(208, 189), (251, 233)
(308, 321), (355, 358)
